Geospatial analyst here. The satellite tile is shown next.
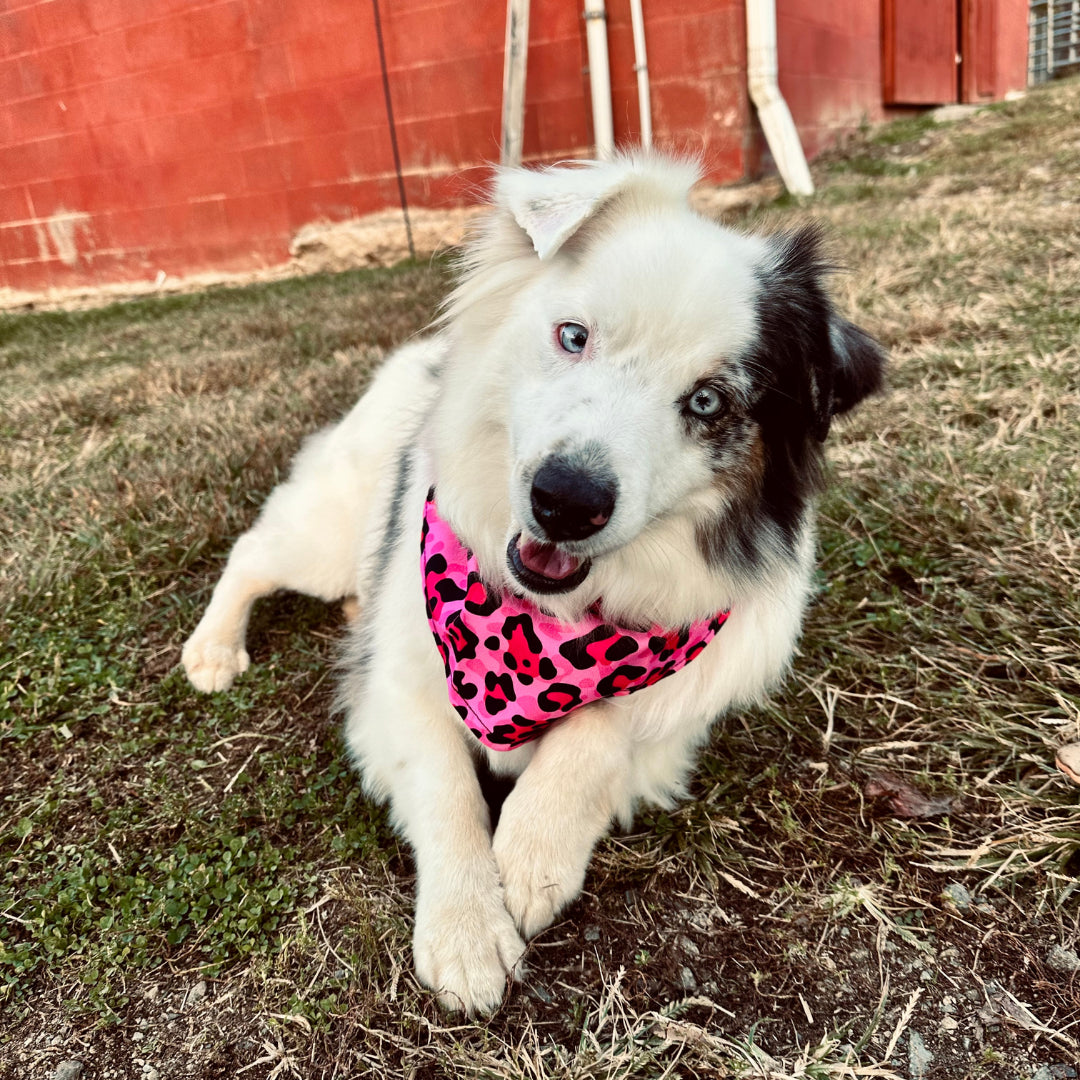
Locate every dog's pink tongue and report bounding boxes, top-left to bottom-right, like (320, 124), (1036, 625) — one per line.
(518, 536), (581, 580)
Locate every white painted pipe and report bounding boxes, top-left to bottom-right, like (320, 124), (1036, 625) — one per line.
(500, 0), (530, 167)
(746, 0), (814, 196)
(583, 0), (615, 160)
(628, 0), (652, 149)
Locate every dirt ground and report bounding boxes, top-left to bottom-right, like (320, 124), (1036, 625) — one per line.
(3, 79), (1080, 1080)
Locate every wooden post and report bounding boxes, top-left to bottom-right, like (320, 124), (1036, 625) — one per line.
(501, 0), (530, 167)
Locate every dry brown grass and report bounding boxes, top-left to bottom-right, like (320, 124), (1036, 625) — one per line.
(2, 78), (1080, 1080)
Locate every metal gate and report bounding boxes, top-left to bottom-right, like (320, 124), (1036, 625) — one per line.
(1030, 1), (1080, 82)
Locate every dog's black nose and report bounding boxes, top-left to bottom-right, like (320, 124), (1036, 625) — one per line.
(531, 457), (617, 542)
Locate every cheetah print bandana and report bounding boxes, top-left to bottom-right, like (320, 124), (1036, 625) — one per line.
(421, 490), (730, 750)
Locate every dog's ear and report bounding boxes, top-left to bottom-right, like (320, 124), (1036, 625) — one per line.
(495, 161), (635, 260)
(761, 226), (886, 442)
(494, 156), (700, 260)
(822, 317), (886, 435)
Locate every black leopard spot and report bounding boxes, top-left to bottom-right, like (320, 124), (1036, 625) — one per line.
(485, 635), (500, 650)
(537, 683), (584, 713)
(444, 612), (478, 660)
(483, 725), (525, 747)
(464, 571), (501, 616)
(648, 627), (690, 662)
(596, 665), (648, 696)
(434, 577), (467, 604)
(482, 670), (516, 715)
(559, 625), (637, 670)
(451, 670), (479, 700)
(424, 552), (447, 576)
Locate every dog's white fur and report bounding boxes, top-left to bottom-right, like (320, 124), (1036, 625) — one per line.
(182, 155), (876, 1015)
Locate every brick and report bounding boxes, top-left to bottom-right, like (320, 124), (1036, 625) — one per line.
(33, 0), (95, 49)
(2, 220), (53, 263)
(285, 177), (386, 229)
(263, 85), (351, 141)
(200, 97), (270, 151)
(525, 37), (590, 105)
(390, 54), (503, 123)
(224, 189), (290, 240)
(124, 16), (190, 72)
(381, 5), (496, 63)
(181, 196), (230, 244)
(185, 2), (250, 60)
(529, 0), (583, 45)
(252, 43), (294, 94)
(246, 0), (314, 47)
(159, 150), (238, 201)
(0, 185), (31, 224)
(0, 9), (39, 58)
(139, 51), (259, 117)
(68, 29), (129, 85)
(287, 27), (377, 87)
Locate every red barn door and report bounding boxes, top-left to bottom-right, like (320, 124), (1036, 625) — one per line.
(883, 0), (960, 104)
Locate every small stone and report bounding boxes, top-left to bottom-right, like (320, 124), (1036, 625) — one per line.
(131, 1032), (143, 1042)
(1031, 1069), (1054, 1080)
(186, 980), (208, 1006)
(145, 1068), (159, 1080)
(54, 1062), (84, 1080)
(1055, 744), (1080, 785)
(1047, 945), (1080, 973)
(908, 1031), (934, 1079)
(677, 935), (700, 957)
(584, 926), (600, 942)
(938, 1015), (959, 1034)
(679, 966), (697, 992)
(941, 882), (972, 909)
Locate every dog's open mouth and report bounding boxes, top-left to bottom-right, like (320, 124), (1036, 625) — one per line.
(507, 533), (592, 595)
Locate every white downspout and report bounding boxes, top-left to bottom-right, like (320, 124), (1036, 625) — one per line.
(746, 0), (814, 196)
(629, 0), (652, 149)
(583, 0), (615, 159)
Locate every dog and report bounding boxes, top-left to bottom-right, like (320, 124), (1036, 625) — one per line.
(181, 154), (885, 1015)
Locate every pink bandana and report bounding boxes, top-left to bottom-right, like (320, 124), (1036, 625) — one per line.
(421, 490), (730, 750)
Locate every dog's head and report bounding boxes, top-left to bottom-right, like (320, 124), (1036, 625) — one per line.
(436, 155), (885, 618)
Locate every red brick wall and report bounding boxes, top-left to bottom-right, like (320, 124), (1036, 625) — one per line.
(0, 0), (1028, 292)
(775, 0), (885, 161)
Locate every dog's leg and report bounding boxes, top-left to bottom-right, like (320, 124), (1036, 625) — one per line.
(183, 440), (363, 693)
(492, 705), (633, 939)
(345, 675), (527, 1015)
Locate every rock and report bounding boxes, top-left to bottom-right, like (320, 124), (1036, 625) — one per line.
(144, 1067), (159, 1080)
(186, 980), (208, 1006)
(1055, 744), (1080, 785)
(584, 926), (600, 942)
(679, 966), (697, 992)
(1047, 945), (1080, 973)
(1031, 1068), (1054, 1080)
(677, 935), (700, 957)
(908, 1031), (934, 1079)
(941, 882), (972, 910)
(54, 1062), (84, 1080)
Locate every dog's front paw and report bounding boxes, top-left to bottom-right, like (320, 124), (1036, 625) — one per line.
(493, 811), (590, 940)
(413, 888), (526, 1015)
(181, 635), (249, 693)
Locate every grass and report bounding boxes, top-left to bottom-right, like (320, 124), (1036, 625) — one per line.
(3, 77), (1080, 1078)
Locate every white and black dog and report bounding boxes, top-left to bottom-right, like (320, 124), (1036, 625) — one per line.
(182, 154), (884, 1015)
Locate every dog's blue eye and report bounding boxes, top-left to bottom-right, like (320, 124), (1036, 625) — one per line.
(557, 322), (589, 354)
(688, 386), (725, 417)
